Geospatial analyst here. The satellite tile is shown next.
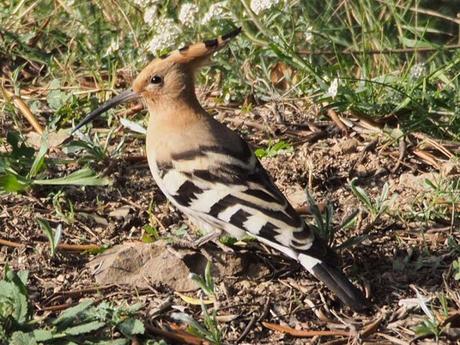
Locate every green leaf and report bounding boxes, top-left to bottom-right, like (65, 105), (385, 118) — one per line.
(53, 300), (94, 326)
(5, 269), (29, 296)
(28, 134), (48, 179)
(47, 79), (71, 111)
(36, 219), (60, 256)
(171, 312), (208, 338)
(142, 225), (159, 243)
(118, 318), (145, 336)
(0, 173), (30, 193)
(399, 36), (433, 48)
(10, 331), (37, 345)
(0, 281), (29, 324)
(254, 148), (267, 158)
(33, 329), (54, 342)
(32, 167), (111, 186)
(204, 261), (214, 294)
(349, 178), (374, 213)
(64, 321), (105, 335)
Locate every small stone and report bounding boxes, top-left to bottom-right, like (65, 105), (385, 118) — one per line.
(333, 138), (359, 154)
(399, 172), (439, 192)
(108, 206), (131, 219)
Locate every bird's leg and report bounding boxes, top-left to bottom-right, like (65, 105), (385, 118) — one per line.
(193, 229), (234, 253)
(193, 229), (221, 247)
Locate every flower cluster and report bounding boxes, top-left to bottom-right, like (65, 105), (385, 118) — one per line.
(202, 2), (227, 24)
(409, 63), (425, 79)
(326, 78), (339, 98)
(250, 0), (280, 15)
(134, 0), (157, 8)
(305, 26), (313, 43)
(148, 18), (180, 54)
(143, 5), (157, 24)
(178, 3), (199, 27)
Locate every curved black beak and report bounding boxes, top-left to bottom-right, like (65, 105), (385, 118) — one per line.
(72, 89), (139, 134)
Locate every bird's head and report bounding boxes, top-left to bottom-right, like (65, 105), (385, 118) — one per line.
(72, 27), (241, 133)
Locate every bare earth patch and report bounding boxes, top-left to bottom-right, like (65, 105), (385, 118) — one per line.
(1, 98), (459, 344)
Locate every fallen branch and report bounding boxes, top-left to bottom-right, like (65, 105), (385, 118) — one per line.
(1, 85), (43, 134)
(326, 109), (348, 134)
(413, 149), (442, 170)
(237, 313), (257, 343)
(0, 238), (101, 252)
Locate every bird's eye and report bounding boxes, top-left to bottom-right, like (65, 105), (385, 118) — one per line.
(150, 75), (163, 85)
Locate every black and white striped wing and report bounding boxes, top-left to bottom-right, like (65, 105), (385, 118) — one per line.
(155, 142), (368, 311)
(156, 143), (314, 252)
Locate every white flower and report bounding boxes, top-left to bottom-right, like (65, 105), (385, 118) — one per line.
(305, 26), (313, 43)
(250, 0), (279, 14)
(148, 18), (180, 54)
(143, 6), (157, 24)
(105, 39), (120, 56)
(201, 2), (226, 24)
(134, 0), (153, 7)
(410, 63), (425, 79)
(326, 78), (339, 98)
(178, 3), (199, 27)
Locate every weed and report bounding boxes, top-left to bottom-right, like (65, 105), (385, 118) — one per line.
(305, 191), (365, 250)
(0, 131), (110, 193)
(254, 140), (293, 159)
(453, 258), (460, 281)
(36, 219), (62, 257)
(349, 178), (397, 223)
(0, 268), (145, 344)
(414, 293), (451, 342)
(305, 191), (335, 245)
(51, 190), (76, 225)
(172, 261), (223, 345)
(141, 224), (160, 243)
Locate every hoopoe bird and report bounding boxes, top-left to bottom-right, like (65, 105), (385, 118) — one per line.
(73, 27), (367, 311)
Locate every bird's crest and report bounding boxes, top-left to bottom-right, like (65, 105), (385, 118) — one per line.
(158, 27), (241, 65)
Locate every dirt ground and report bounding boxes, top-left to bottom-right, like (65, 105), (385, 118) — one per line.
(1, 96), (459, 344)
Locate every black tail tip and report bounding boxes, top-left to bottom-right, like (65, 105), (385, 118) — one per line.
(311, 262), (369, 312)
(222, 27), (242, 41)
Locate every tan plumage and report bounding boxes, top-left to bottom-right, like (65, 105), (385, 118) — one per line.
(73, 28), (368, 311)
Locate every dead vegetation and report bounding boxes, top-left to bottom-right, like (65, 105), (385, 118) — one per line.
(1, 96), (460, 344)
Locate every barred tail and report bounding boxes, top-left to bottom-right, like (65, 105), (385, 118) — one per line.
(299, 251), (368, 311)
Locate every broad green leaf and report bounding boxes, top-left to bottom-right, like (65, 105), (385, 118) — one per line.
(33, 329), (54, 342)
(118, 318), (145, 336)
(32, 167), (111, 186)
(5, 269), (29, 297)
(0, 174), (30, 193)
(47, 79), (71, 111)
(53, 300), (94, 326)
(123, 302), (143, 314)
(10, 331), (37, 345)
(0, 281), (29, 324)
(64, 321), (105, 335)
(254, 148), (267, 158)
